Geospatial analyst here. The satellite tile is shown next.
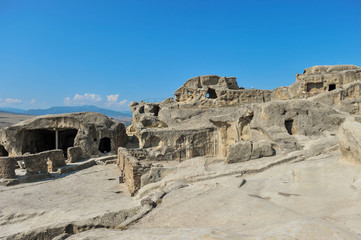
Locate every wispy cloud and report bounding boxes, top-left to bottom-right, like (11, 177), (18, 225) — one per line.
(30, 99), (36, 104)
(64, 93), (102, 105)
(5, 98), (22, 104)
(106, 94), (128, 107)
(0, 97), (22, 107)
(107, 94), (119, 103)
(64, 93), (129, 110)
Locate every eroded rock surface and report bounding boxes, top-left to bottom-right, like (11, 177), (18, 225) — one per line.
(339, 118), (361, 164)
(2, 65), (361, 239)
(0, 112), (127, 157)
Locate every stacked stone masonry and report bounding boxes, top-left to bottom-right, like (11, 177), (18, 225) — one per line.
(0, 149), (65, 178)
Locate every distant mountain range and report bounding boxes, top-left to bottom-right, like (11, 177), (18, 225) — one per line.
(0, 105), (132, 117)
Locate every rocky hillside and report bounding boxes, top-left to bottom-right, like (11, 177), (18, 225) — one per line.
(1, 65), (361, 239)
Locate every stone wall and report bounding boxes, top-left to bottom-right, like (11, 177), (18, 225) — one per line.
(0, 149), (65, 178)
(118, 147), (152, 195)
(0, 157), (16, 179)
(46, 150), (66, 172)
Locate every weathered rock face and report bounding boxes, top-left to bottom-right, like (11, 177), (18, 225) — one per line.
(288, 65), (361, 98)
(249, 99), (345, 151)
(0, 112), (127, 157)
(127, 101), (167, 137)
(173, 75), (272, 106)
(339, 118), (361, 164)
(120, 65), (360, 194)
(311, 81), (361, 115)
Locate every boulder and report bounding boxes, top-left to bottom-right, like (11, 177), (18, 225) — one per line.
(339, 118), (361, 164)
(226, 140), (274, 164)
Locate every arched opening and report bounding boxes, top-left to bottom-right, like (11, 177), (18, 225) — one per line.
(328, 84), (336, 91)
(99, 137), (111, 153)
(285, 119), (294, 135)
(206, 88), (217, 99)
(0, 145), (8, 156)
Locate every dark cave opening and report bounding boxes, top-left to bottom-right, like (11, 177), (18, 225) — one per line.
(99, 137), (111, 153)
(21, 129), (78, 156)
(0, 145), (9, 156)
(285, 119), (294, 135)
(328, 84), (336, 91)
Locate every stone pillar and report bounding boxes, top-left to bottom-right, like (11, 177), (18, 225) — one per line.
(55, 128), (59, 149)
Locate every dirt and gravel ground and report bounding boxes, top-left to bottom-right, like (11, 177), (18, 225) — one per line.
(0, 112), (35, 129)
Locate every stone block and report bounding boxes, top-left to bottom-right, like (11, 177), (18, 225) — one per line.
(251, 140), (274, 159)
(226, 141), (252, 163)
(67, 147), (84, 163)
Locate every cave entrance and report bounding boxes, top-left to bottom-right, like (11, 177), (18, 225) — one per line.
(99, 137), (111, 153)
(285, 119), (294, 135)
(0, 145), (8, 156)
(59, 129), (78, 157)
(21, 128), (78, 156)
(206, 88), (217, 99)
(328, 84), (336, 91)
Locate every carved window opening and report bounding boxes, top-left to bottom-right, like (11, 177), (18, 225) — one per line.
(328, 84), (336, 91)
(206, 88), (217, 99)
(99, 137), (111, 153)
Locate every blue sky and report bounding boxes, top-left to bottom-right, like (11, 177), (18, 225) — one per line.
(0, 0), (360, 110)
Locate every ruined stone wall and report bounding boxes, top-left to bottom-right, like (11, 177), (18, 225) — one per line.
(0, 149), (65, 178)
(117, 147), (151, 195)
(46, 150), (66, 172)
(0, 157), (16, 178)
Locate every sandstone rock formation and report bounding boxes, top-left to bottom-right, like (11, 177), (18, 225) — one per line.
(119, 65), (361, 196)
(288, 64), (361, 99)
(2, 65), (361, 240)
(0, 112), (127, 157)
